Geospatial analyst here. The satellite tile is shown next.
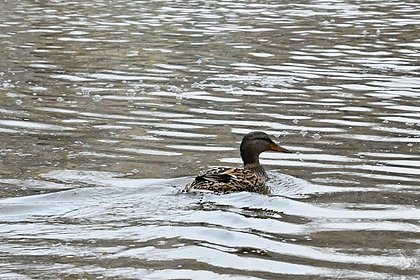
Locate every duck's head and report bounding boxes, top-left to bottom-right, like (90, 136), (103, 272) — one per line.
(240, 131), (291, 166)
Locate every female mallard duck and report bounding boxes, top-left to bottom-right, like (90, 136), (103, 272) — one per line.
(185, 131), (291, 193)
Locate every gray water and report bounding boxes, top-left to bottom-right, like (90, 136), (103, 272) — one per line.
(0, 0), (419, 279)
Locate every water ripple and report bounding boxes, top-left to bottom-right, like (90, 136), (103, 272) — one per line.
(0, 0), (419, 278)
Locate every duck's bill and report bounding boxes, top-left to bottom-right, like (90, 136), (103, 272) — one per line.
(270, 144), (292, 153)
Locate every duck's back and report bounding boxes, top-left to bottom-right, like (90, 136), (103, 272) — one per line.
(185, 167), (268, 193)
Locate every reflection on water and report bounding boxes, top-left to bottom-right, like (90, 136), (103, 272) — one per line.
(0, 0), (419, 279)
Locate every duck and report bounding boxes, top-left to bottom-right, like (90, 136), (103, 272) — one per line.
(184, 131), (292, 194)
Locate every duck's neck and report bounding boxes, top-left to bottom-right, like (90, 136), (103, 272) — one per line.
(244, 163), (267, 178)
(240, 143), (267, 178)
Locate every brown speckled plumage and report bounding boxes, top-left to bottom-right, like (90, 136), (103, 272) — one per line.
(185, 131), (291, 193)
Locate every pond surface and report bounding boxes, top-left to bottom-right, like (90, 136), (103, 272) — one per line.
(0, 0), (419, 279)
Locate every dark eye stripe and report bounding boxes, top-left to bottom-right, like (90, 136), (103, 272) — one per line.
(255, 137), (271, 141)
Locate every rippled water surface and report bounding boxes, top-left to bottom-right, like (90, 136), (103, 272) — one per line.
(1, 0), (419, 279)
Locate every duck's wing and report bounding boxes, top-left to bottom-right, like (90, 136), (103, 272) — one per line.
(198, 167), (240, 182)
(185, 167), (262, 192)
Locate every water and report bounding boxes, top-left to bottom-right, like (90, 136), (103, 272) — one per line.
(0, 0), (419, 279)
